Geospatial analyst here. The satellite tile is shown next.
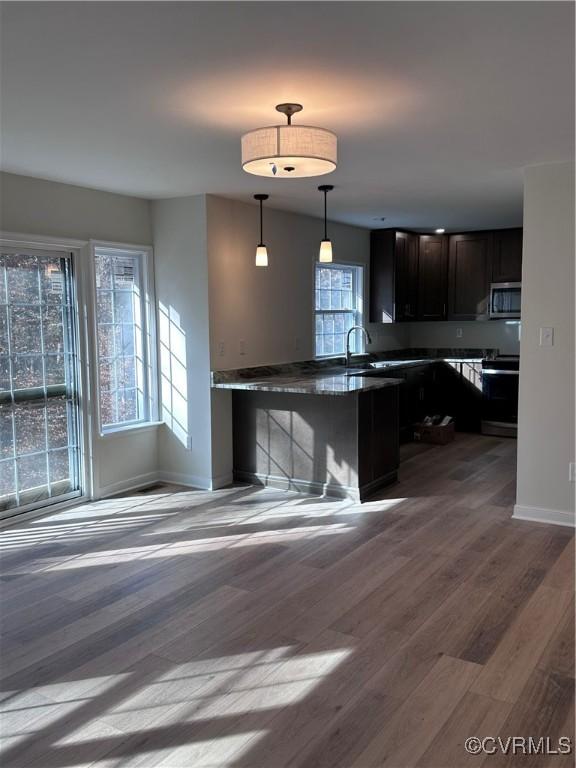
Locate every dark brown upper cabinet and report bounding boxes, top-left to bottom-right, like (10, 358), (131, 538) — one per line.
(417, 234), (448, 320)
(370, 230), (419, 323)
(448, 231), (493, 320)
(492, 228), (523, 283)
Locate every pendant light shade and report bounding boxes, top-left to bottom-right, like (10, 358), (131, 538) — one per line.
(254, 194), (269, 267)
(319, 240), (333, 263)
(255, 245), (268, 267)
(318, 185), (334, 263)
(242, 104), (337, 179)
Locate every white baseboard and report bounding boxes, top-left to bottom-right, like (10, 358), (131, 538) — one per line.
(513, 504), (575, 528)
(211, 472), (234, 490)
(156, 470), (234, 491)
(97, 472), (161, 499)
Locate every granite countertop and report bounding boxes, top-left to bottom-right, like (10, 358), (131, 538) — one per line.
(367, 357), (485, 370)
(211, 370), (404, 396)
(211, 349), (491, 397)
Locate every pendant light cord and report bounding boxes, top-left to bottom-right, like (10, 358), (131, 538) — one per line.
(259, 198), (264, 246)
(323, 189), (327, 240)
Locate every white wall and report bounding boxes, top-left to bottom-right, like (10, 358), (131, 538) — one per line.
(515, 162), (575, 526)
(407, 320), (521, 354)
(206, 195), (406, 370)
(0, 171), (159, 499)
(152, 195), (231, 489)
(0, 171), (152, 244)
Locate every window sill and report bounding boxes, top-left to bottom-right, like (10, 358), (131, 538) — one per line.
(99, 421), (163, 438)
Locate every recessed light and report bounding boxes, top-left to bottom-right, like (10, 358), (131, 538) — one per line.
(435, 228), (445, 234)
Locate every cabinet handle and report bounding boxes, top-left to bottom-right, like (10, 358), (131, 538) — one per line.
(443, 303), (447, 317)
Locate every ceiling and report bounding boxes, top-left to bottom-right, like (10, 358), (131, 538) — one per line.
(1, 2), (573, 230)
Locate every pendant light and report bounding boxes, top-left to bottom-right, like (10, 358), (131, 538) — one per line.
(242, 104), (337, 179)
(254, 194), (269, 267)
(318, 184), (334, 263)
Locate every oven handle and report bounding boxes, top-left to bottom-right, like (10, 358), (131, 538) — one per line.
(481, 369), (519, 375)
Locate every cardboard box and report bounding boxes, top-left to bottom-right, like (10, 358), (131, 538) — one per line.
(414, 421), (455, 445)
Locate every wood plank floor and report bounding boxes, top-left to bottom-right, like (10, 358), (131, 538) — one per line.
(0, 434), (573, 767)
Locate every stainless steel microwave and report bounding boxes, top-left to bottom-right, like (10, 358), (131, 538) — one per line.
(489, 282), (521, 319)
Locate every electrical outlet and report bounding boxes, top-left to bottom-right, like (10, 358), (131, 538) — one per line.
(456, 328), (463, 339)
(569, 463), (576, 483)
(218, 341), (225, 357)
(539, 327), (554, 347)
(239, 339), (246, 355)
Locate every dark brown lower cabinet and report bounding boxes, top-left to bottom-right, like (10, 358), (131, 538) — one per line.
(395, 361), (483, 441)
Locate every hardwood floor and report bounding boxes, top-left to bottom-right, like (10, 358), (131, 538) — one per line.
(0, 434), (573, 767)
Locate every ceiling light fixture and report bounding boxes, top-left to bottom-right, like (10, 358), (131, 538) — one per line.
(254, 194), (269, 267)
(242, 104), (337, 178)
(435, 228), (446, 234)
(318, 184), (334, 263)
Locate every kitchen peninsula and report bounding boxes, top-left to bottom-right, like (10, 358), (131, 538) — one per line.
(212, 361), (402, 501)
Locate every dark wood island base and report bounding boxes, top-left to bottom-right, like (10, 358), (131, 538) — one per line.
(232, 386), (399, 501)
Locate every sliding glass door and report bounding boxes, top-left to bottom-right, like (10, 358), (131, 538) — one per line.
(0, 249), (82, 518)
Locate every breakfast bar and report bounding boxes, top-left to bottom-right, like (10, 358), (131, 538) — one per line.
(212, 364), (402, 501)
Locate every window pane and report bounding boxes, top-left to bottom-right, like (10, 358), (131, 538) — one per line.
(12, 355), (44, 389)
(45, 354), (66, 386)
(97, 292), (113, 324)
(95, 249), (147, 429)
(14, 402), (46, 456)
(47, 397), (69, 449)
(10, 306), (42, 353)
(17, 453), (47, 491)
(0, 408), (13, 459)
(6, 255), (40, 304)
(41, 259), (66, 304)
(0, 460), (15, 498)
(0, 307), (8, 355)
(49, 449), (71, 484)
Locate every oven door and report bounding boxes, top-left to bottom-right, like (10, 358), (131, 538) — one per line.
(481, 369), (519, 424)
(489, 282), (521, 319)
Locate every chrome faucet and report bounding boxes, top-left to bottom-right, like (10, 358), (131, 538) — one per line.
(345, 325), (372, 367)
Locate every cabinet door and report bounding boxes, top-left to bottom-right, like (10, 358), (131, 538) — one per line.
(417, 235), (448, 320)
(395, 232), (419, 321)
(492, 228), (522, 283)
(448, 232), (493, 320)
(370, 230), (395, 323)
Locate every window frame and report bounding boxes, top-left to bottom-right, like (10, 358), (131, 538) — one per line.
(89, 241), (158, 436)
(314, 261), (365, 359)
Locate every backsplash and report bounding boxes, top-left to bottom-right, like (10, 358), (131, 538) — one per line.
(404, 320), (521, 355)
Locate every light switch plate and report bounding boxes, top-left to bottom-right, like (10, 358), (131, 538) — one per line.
(569, 463), (576, 483)
(539, 327), (554, 347)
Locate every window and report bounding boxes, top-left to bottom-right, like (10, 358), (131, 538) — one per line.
(0, 249), (81, 515)
(94, 247), (154, 431)
(315, 263), (364, 357)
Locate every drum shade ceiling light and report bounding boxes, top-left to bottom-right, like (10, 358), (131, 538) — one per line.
(242, 104), (337, 178)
